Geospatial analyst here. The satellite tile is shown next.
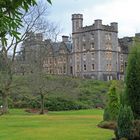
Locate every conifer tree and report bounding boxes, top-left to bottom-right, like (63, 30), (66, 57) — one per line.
(125, 38), (140, 119)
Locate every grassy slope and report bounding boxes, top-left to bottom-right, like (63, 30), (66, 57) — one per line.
(0, 109), (114, 140)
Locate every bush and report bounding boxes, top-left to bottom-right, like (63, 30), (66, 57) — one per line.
(45, 97), (90, 111)
(104, 81), (120, 121)
(130, 120), (140, 140)
(117, 105), (134, 140)
(98, 121), (116, 130)
(108, 81), (120, 121)
(103, 107), (110, 121)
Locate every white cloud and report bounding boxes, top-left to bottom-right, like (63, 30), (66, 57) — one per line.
(82, 0), (140, 37)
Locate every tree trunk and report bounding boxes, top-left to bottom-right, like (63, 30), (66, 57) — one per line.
(40, 94), (44, 114)
(2, 93), (9, 114)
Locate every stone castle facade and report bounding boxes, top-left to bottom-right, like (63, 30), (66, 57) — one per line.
(18, 14), (136, 80)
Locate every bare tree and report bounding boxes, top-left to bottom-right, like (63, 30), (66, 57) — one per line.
(0, 3), (60, 114)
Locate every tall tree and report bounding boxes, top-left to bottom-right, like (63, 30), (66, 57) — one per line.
(125, 38), (140, 119)
(0, 2), (58, 114)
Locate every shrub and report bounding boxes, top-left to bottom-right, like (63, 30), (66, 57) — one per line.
(105, 81), (120, 121)
(117, 105), (134, 140)
(103, 107), (110, 121)
(45, 97), (90, 111)
(98, 121), (116, 130)
(130, 120), (140, 140)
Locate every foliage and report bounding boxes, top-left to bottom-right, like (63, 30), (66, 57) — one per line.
(117, 105), (134, 140)
(130, 120), (140, 140)
(2, 76), (111, 111)
(103, 107), (111, 121)
(104, 81), (120, 121)
(0, 0), (52, 46)
(45, 97), (90, 111)
(98, 121), (116, 130)
(125, 39), (140, 119)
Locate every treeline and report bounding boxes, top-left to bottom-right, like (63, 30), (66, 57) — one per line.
(0, 75), (110, 111)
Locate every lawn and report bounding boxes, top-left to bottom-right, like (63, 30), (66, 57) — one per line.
(0, 109), (114, 140)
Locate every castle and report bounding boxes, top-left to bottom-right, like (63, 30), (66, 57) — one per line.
(17, 14), (136, 81)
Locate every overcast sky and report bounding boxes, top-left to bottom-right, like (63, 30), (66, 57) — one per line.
(47, 0), (140, 39)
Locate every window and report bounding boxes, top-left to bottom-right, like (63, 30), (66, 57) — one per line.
(82, 35), (85, 41)
(75, 38), (79, 50)
(91, 33), (94, 40)
(49, 58), (52, 64)
(106, 64), (112, 71)
(76, 21), (79, 29)
(91, 43), (94, 50)
(105, 33), (111, 41)
(120, 64), (124, 72)
(108, 52), (112, 60)
(106, 64), (108, 71)
(120, 54), (123, 61)
(77, 54), (80, 61)
(83, 53), (86, 61)
(106, 52), (112, 60)
(70, 66), (73, 74)
(105, 44), (112, 50)
(77, 64), (80, 72)
(83, 64), (86, 71)
(63, 65), (66, 74)
(109, 64), (112, 71)
(91, 64), (95, 70)
(63, 57), (66, 62)
(83, 44), (86, 51)
(54, 58), (57, 65)
(125, 61), (127, 68)
(69, 58), (72, 63)
(60, 49), (65, 54)
(91, 52), (95, 60)
(107, 75), (113, 81)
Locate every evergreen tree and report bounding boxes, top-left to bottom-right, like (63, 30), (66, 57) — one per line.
(117, 105), (134, 139)
(125, 39), (140, 119)
(104, 81), (120, 121)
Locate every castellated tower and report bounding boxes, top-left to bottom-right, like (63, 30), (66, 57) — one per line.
(72, 14), (83, 33)
(71, 14), (119, 80)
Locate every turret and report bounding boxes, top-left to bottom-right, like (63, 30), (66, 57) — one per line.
(72, 14), (83, 33)
(94, 19), (102, 29)
(111, 22), (118, 32)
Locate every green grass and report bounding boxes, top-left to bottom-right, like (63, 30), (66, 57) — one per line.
(0, 109), (114, 140)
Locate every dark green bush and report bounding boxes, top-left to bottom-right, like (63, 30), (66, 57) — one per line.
(108, 81), (120, 121)
(130, 120), (140, 140)
(117, 105), (134, 140)
(103, 107), (111, 121)
(45, 97), (90, 111)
